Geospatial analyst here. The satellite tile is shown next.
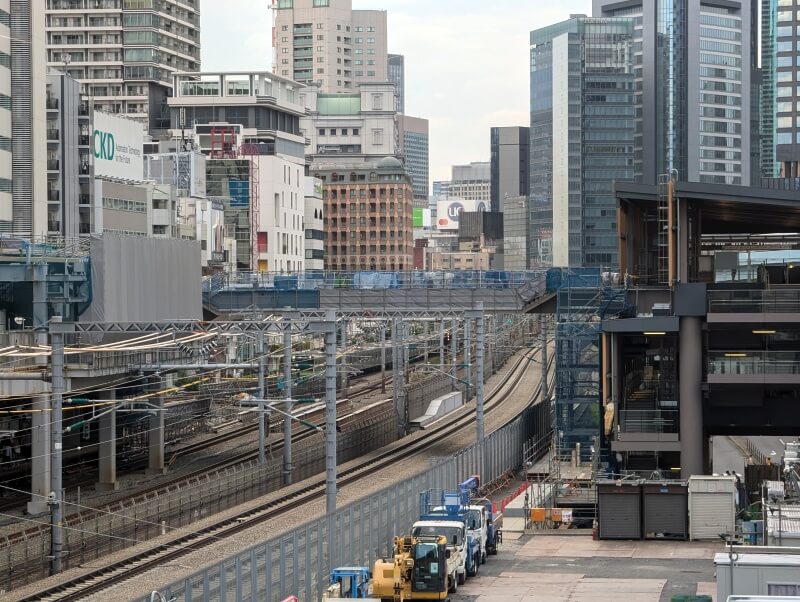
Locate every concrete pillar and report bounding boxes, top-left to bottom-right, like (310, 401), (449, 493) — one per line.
(679, 317), (704, 477)
(147, 374), (166, 475)
(28, 394), (51, 515)
(340, 319), (348, 396)
(380, 322), (386, 394)
(450, 319), (457, 392)
(464, 318), (471, 401)
(324, 313), (337, 515)
(96, 390), (118, 492)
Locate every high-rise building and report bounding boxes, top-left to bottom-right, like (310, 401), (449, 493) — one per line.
(46, 72), (92, 238)
(398, 114), (429, 206)
(388, 53), (404, 113)
(530, 15), (635, 268)
(450, 162), (490, 203)
(593, 0), (757, 187)
(490, 126), (529, 214)
(304, 176), (324, 270)
(45, 0), (201, 132)
(272, 0), (387, 93)
(761, 0), (800, 178)
(3, 0), (48, 236)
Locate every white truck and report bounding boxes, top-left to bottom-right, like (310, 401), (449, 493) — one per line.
(410, 519), (468, 592)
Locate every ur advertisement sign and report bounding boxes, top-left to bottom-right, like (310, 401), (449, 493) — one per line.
(436, 199), (488, 230)
(92, 112), (144, 182)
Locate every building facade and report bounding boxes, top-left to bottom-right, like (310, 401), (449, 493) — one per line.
(46, 72), (92, 238)
(530, 16), (635, 268)
(450, 162), (491, 203)
(3, 0), (47, 236)
(315, 156), (413, 271)
(168, 72), (307, 272)
(304, 176), (324, 270)
(301, 82), (398, 166)
(490, 126), (529, 214)
(45, 0), (200, 132)
(388, 53), (404, 113)
(761, 0), (800, 178)
(272, 0), (387, 93)
(593, 0), (757, 187)
(397, 114), (429, 206)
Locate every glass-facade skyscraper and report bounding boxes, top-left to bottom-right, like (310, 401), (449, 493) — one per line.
(529, 16), (635, 268)
(761, 0), (800, 178)
(594, 0), (757, 187)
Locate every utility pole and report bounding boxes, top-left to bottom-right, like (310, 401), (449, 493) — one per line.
(323, 311), (337, 514)
(49, 316), (73, 576)
(257, 331), (266, 465)
(475, 302), (485, 448)
(464, 317), (471, 401)
(450, 318), (457, 392)
(380, 322), (386, 394)
(439, 319), (445, 370)
(340, 318), (348, 397)
(282, 321), (293, 486)
(540, 314), (548, 401)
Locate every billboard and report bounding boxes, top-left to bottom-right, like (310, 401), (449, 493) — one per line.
(412, 208), (432, 229)
(92, 112), (144, 182)
(436, 199), (488, 230)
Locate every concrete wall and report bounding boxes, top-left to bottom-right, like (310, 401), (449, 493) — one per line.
(85, 234), (202, 322)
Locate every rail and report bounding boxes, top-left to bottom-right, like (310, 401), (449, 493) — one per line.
(619, 409), (679, 434)
(203, 270), (548, 293)
(708, 350), (800, 376)
(24, 346), (552, 602)
(708, 289), (800, 313)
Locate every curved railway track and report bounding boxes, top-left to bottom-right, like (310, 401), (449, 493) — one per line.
(25, 345), (551, 602)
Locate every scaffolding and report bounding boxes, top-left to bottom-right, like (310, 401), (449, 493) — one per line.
(553, 268), (629, 465)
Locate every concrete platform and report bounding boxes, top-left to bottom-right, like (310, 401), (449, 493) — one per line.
(451, 534), (722, 602)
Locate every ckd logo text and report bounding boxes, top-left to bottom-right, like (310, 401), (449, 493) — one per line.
(92, 129), (115, 161)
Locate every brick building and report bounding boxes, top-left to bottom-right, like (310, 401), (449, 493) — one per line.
(314, 156), (413, 271)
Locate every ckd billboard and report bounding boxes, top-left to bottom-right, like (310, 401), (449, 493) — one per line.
(436, 199), (488, 230)
(92, 111), (144, 181)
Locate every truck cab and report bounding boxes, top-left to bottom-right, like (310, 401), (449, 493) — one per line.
(411, 520), (466, 590)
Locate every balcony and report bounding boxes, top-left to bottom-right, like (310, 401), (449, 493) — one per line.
(79, 135), (90, 146)
(46, 97), (59, 110)
(79, 223), (91, 234)
(47, 129), (60, 141)
(619, 409), (679, 434)
(79, 164), (90, 175)
(47, 159), (60, 171)
(708, 350), (800, 384)
(48, 221), (61, 233)
(48, 190), (60, 202)
(79, 193), (90, 204)
(708, 289), (800, 319)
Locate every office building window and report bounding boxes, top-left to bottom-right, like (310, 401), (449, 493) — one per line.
(372, 93), (382, 110)
(372, 129), (383, 145)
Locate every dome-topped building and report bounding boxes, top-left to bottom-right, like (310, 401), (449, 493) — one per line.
(311, 156), (415, 272)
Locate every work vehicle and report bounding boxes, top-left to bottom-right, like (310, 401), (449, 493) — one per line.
(457, 476), (500, 558)
(372, 535), (453, 600)
(324, 567), (371, 599)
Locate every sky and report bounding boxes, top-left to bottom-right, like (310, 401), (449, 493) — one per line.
(201, 0), (593, 187)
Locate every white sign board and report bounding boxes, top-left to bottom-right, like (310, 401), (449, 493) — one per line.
(436, 198), (488, 231)
(92, 111), (144, 182)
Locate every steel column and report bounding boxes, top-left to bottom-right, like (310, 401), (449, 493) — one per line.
(96, 388), (117, 492)
(439, 319), (445, 369)
(679, 316), (704, 476)
(257, 331), (266, 465)
(283, 325), (293, 486)
(49, 317), (67, 575)
(147, 373), (166, 475)
(540, 315), (548, 400)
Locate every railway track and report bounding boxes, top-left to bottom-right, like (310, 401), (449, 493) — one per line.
(24, 345), (550, 602)
(0, 374), (389, 514)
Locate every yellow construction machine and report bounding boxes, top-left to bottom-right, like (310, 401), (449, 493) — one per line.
(372, 535), (453, 601)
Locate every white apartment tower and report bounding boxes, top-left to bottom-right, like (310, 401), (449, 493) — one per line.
(272, 0), (387, 93)
(45, 0), (201, 132)
(2, 0), (48, 236)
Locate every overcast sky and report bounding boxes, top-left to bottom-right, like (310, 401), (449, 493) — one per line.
(201, 0), (592, 187)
